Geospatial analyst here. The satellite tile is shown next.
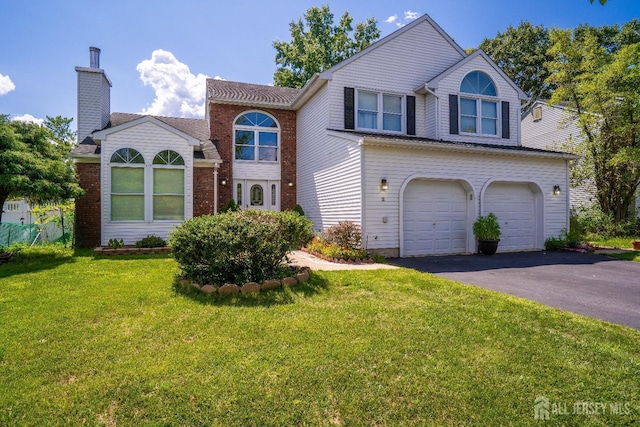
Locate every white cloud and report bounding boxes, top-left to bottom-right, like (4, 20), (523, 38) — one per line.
(13, 114), (44, 125)
(136, 49), (220, 118)
(404, 10), (420, 20)
(385, 15), (398, 24)
(0, 73), (15, 95)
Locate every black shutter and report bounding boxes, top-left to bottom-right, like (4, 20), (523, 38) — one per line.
(501, 101), (510, 139)
(449, 94), (459, 135)
(344, 87), (355, 130)
(406, 95), (416, 135)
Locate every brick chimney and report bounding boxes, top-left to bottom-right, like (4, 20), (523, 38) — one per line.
(76, 47), (111, 143)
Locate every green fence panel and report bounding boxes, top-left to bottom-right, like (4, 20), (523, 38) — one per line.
(0, 223), (40, 246)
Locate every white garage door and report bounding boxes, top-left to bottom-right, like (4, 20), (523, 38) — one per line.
(483, 182), (536, 251)
(403, 180), (468, 256)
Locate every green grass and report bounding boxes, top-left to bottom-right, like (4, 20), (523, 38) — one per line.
(587, 235), (639, 249)
(1, 247), (639, 426)
(609, 251), (640, 262)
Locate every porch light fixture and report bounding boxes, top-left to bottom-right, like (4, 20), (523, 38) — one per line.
(553, 185), (561, 196)
(220, 178), (227, 186)
(381, 178), (388, 191)
(288, 181), (294, 187)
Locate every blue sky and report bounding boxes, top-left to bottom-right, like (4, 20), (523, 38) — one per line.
(0, 0), (637, 131)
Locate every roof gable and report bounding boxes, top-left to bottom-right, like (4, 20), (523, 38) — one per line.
(207, 80), (299, 109)
(318, 13), (467, 80)
(418, 49), (528, 100)
(92, 115), (201, 146)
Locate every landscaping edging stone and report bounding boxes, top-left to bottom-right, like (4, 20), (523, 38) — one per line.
(178, 266), (311, 296)
(94, 246), (171, 255)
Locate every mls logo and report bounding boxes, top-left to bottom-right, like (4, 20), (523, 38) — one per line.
(534, 396), (550, 420)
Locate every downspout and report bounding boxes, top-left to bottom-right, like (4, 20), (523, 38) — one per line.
(213, 166), (218, 213)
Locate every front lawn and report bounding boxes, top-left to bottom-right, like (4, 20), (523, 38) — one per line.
(588, 235), (639, 249)
(1, 247), (638, 425)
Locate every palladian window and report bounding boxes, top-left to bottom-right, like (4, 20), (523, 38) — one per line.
(459, 71), (498, 136)
(234, 112), (279, 162)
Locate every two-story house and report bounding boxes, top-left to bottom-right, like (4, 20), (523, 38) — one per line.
(71, 14), (574, 256)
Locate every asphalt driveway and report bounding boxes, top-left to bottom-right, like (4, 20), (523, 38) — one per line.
(389, 251), (640, 330)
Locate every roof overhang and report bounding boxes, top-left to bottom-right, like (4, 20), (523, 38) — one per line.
(327, 130), (578, 160)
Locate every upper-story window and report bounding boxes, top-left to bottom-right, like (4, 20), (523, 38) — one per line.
(459, 71), (498, 136)
(234, 112), (279, 162)
(357, 91), (403, 132)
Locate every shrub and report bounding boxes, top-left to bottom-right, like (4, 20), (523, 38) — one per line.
(221, 199), (240, 213)
(473, 213), (501, 240)
(107, 238), (124, 249)
(168, 210), (313, 285)
(306, 236), (368, 261)
(292, 204), (305, 217)
(135, 235), (166, 248)
(544, 236), (566, 251)
(573, 205), (640, 238)
(323, 221), (362, 250)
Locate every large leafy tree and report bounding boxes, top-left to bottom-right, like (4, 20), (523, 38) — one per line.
(479, 22), (554, 109)
(0, 115), (83, 224)
(273, 5), (380, 88)
(547, 26), (640, 223)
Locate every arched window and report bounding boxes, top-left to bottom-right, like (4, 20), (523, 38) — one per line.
(459, 71), (498, 136)
(110, 148), (145, 221)
(234, 112), (279, 162)
(152, 150), (185, 220)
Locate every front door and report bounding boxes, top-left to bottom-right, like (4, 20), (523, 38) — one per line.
(235, 180), (280, 211)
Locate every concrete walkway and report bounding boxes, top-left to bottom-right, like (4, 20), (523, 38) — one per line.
(288, 250), (398, 271)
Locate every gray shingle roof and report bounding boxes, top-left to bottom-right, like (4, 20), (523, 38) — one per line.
(71, 113), (221, 162)
(109, 112), (210, 141)
(207, 79), (299, 107)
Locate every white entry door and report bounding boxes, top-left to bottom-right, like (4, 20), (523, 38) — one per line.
(235, 180), (280, 211)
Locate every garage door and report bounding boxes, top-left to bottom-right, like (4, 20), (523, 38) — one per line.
(483, 182), (536, 251)
(403, 180), (468, 256)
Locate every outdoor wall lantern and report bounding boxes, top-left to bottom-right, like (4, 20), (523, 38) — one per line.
(381, 178), (388, 191)
(220, 178), (227, 186)
(553, 185), (561, 196)
(288, 181), (294, 187)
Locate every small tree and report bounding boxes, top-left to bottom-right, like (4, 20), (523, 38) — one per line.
(0, 115), (83, 224)
(273, 5), (380, 88)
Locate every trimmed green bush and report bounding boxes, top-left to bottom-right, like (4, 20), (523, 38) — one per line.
(473, 213), (501, 240)
(135, 235), (167, 248)
(221, 199), (240, 213)
(168, 210), (313, 285)
(544, 236), (566, 251)
(292, 204), (305, 217)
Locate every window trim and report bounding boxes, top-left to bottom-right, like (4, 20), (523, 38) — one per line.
(108, 148), (186, 223)
(233, 111), (281, 163)
(356, 89), (405, 133)
(458, 71), (500, 138)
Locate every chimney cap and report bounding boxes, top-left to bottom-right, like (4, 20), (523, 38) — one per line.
(89, 46), (101, 69)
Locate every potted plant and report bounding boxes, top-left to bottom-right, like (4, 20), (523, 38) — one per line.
(473, 213), (501, 255)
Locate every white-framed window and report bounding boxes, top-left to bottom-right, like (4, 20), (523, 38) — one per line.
(109, 148), (185, 222)
(110, 148), (145, 221)
(234, 112), (279, 162)
(357, 90), (403, 132)
(459, 71), (498, 136)
(152, 150), (185, 221)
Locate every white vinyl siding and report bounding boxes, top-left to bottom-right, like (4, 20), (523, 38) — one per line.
(521, 102), (597, 209)
(438, 56), (521, 146)
(100, 121), (194, 246)
(362, 144), (568, 254)
(327, 19), (465, 136)
(297, 86), (362, 231)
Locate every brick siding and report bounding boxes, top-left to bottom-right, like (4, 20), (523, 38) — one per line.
(208, 103), (297, 211)
(193, 167), (215, 216)
(74, 162), (101, 247)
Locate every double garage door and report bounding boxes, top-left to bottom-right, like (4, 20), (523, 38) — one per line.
(403, 180), (537, 256)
